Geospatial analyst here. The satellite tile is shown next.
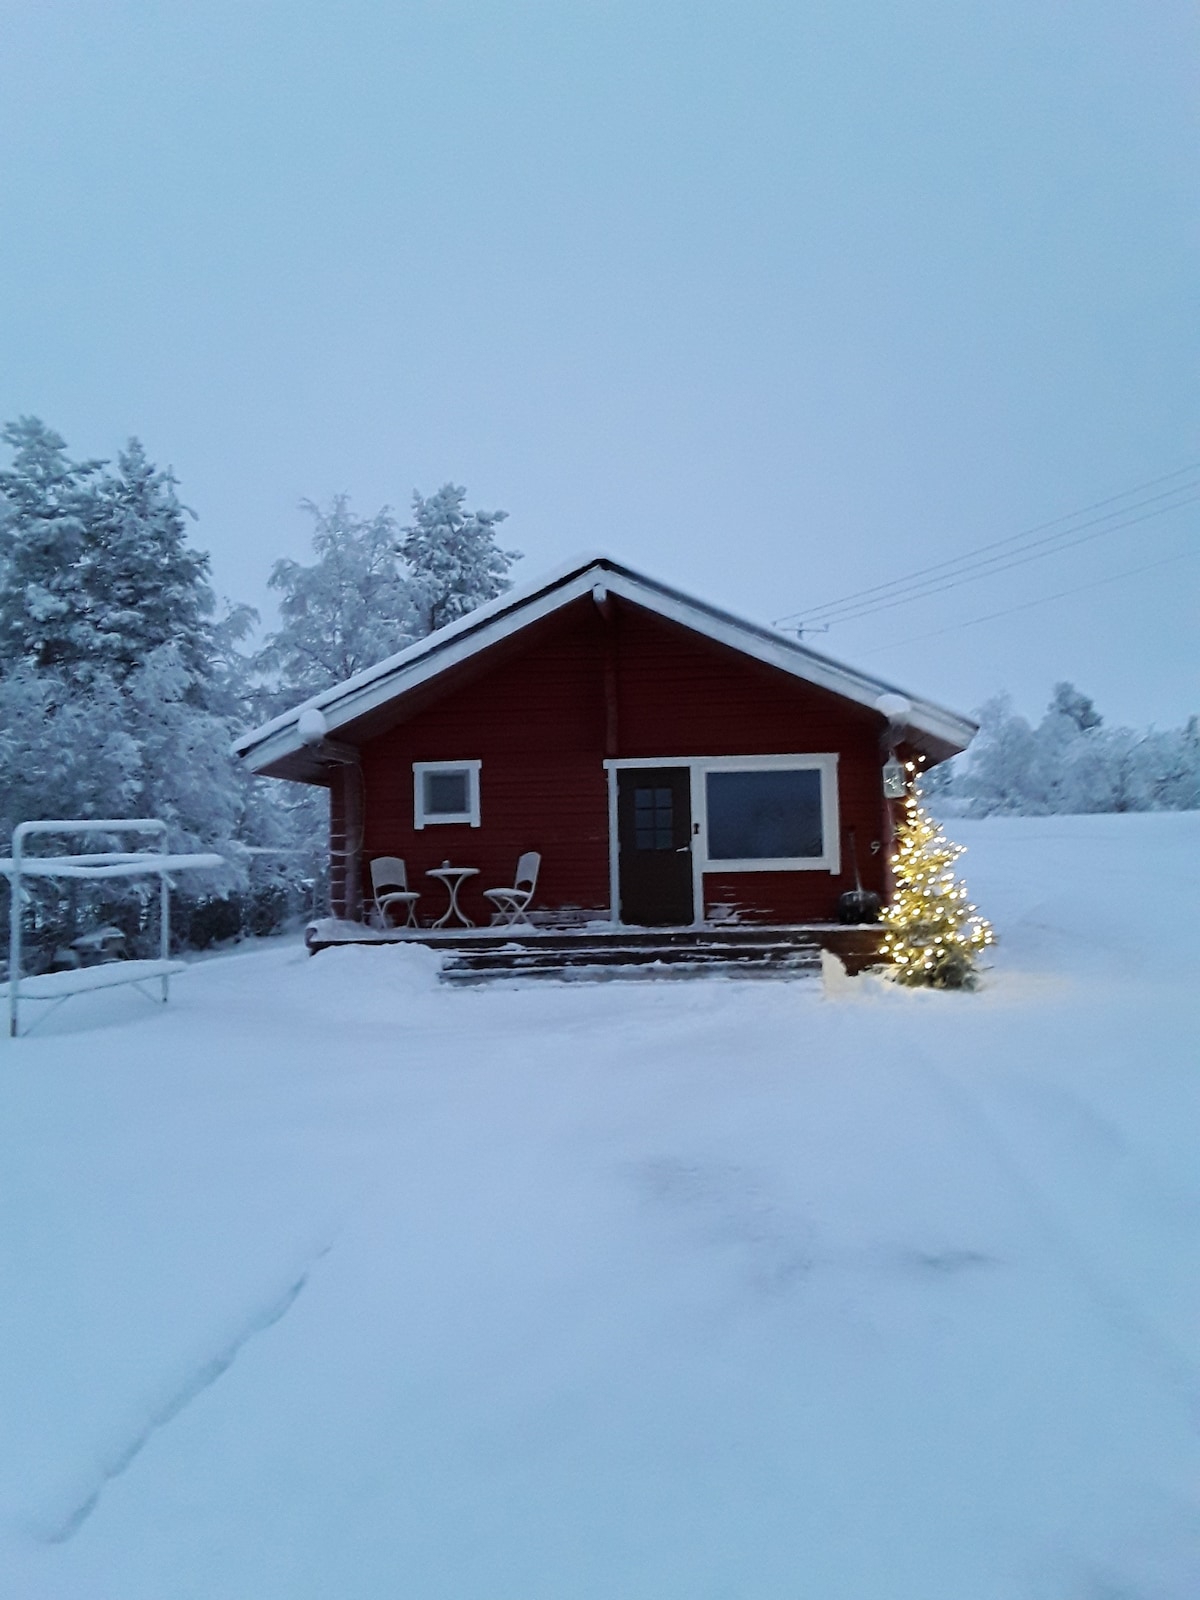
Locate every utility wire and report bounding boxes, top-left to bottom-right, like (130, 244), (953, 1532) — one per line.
(781, 490), (1200, 630)
(772, 461), (1200, 629)
(854, 546), (1199, 658)
(775, 462), (1200, 626)
(788, 482), (1200, 628)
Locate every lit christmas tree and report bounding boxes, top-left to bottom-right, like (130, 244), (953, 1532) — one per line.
(880, 764), (994, 989)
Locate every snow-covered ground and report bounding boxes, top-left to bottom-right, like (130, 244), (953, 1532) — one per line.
(2, 813), (1198, 1600)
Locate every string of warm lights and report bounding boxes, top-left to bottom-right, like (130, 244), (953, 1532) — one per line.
(880, 759), (995, 990)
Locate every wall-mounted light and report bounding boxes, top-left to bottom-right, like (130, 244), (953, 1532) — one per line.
(882, 753), (907, 798)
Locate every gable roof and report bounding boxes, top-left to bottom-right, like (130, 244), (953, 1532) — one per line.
(233, 553), (977, 779)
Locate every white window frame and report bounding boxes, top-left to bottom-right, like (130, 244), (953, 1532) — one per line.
(697, 754), (840, 874)
(413, 759), (482, 829)
(603, 753), (841, 927)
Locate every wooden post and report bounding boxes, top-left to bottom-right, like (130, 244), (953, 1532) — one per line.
(8, 825), (22, 1038)
(159, 825), (170, 1003)
(594, 584), (620, 758)
(344, 763), (363, 922)
(328, 762), (364, 922)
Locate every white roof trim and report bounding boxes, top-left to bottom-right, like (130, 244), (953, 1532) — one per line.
(233, 554), (976, 772)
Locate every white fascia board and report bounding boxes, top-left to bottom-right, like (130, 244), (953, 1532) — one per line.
(234, 553), (976, 774)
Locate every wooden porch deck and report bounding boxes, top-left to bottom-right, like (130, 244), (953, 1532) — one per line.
(303, 919), (886, 983)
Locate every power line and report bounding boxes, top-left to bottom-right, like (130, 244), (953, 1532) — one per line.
(774, 461), (1200, 626)
(854, 546), (1199, 658)
(788, 482), (1200, 627)
(783, 489), (1200, 630)
(772, 461), (1200, 629)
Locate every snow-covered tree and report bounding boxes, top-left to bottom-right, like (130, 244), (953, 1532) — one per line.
(1145, 717), (1200, 811)
(254, 496), (421, 705)
(0, 419), (305, 956)
(881, 771), (994, 989)
(0, 417), (103, 675)
(254, 484), (520, 702)
(952, 684), (1199, 818)
(1049, 681), (1102, 733)
(401, 483), (519, 635)
(0, 421), (218, 694)
(955, 695), (1044, 814)
(86, 439), (217, 690)
(0, 665), (142, 837)
(120, 645), (240, 855)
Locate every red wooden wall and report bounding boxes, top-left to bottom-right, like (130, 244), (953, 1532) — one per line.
(352, 596), (890, 925)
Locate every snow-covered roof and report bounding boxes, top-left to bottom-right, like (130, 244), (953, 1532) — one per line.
(233, 553), (976, 776)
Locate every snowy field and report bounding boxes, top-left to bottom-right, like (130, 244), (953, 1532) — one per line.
(2, 813), (1198, 1600)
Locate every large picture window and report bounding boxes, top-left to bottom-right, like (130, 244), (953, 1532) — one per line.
(413, 760), (481, 828)
(698, 754), (839, 873)
(706, 768), (823, 862)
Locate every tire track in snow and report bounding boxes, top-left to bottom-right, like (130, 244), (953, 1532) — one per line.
(39, 1241), (333, 1545)
(912, 1048), (1200, 1417)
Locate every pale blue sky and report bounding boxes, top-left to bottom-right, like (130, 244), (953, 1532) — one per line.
(1, 0), (1196, 724)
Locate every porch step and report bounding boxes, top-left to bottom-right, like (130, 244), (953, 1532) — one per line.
(305, 918), (885, 980)
(440, 938), (823, 984)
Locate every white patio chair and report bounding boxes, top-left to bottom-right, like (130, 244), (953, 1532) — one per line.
(483, 851), (541, 927)
(370, 856), (421, 928)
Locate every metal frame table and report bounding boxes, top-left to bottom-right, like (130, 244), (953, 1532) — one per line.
(2, 818), (224, 1037)
(425, 865), (479, 929)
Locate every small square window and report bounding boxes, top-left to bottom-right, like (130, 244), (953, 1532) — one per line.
(413, 761), (481, 828)
(425, 770), (469, 816)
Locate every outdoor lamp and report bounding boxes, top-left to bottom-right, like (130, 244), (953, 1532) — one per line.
(882, 753), (907, 798)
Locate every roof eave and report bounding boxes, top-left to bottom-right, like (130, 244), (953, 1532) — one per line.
(234, 555), (978, 775)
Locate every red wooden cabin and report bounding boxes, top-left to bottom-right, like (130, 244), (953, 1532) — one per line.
(234, 555), (975, 936)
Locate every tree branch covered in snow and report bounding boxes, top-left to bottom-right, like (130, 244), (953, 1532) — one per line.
(253, 496), (421, 708)
(251, 485), (520, 710)
(401, 484), (519, 635)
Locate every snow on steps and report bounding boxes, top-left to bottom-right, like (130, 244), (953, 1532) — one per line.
(440, 929), (849, 985)
(304, 919), (886, 984)
(305, 920), (884, 984)
(440, 951), (821, 983)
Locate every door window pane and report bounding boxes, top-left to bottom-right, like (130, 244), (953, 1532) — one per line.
(706, 769), (823, 860)
(634, 786), (674, 850)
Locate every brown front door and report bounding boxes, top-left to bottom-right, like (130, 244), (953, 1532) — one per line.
(616, 767), (694, 926)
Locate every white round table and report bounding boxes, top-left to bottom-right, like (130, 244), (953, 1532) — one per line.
(425, 866), (479, 928)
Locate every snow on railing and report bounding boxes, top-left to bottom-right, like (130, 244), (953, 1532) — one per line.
(3, 819), (225, 1038)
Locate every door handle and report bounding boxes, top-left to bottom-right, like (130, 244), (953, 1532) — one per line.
(675, 842), (692, 853)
